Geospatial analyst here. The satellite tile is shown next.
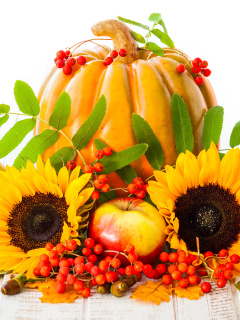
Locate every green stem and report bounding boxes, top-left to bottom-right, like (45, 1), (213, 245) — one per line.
(24, 278), (46, 284)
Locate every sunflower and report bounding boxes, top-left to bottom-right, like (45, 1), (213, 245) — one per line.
(0, 157), (93, 277)
(148, 142), (240, 274)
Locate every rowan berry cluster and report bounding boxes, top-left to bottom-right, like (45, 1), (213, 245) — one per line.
(54, 48), (127, 75)
(127, 177), (148, 199)
(176, 57), (211, 86)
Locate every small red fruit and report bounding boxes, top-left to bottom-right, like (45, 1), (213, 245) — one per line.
(187, 265), (196, 276)
(110, 50), (118, 58)
(66, 57), (76, 67)
(40, 254), (49, 263)
(156, 263), (167, 275)
(65, 50), (71, 57)
(204, 251), (214, 259)
(201, 68), (211, 77)
(104, 57), (113, 66)
(217, 278), (227, 288)
(128, 253), (138, 263)
(125, 244), (135, 254)
(56, 283), (66, 293)
(91, 266), (100, 276)
(66, 239), (77, 251)
(119, 49), (127, 57)
(162, 274), (172, 285)
(74, 280), (84, 291)
(95, 149), (104, 159)
(143, 264), (153, 276)
(56, 243), (65, 254)
(85, 262), (94, 273)
(168, 264), (178, 274)
(59, 267), (69, 276)
(66, 274), (76, 285)
(218, 249), (229, 258)
(191, 66), (201, 73)
(136, 190), (146, 199)
(45, 243), (54, 251)
(62, 65), (72, 75)
(195, 77), (204, 86)
(103, 147), (113, 156)
(178, 263), (188, 274)
(188, 275), (198, 285)
(224, 270), (233, 280)
(160, 252), (169, 262)
(230, 254), (240, 264)
(93, 244), (103, 254)
(82, 247), (92, 256)
(134, 261), (144, 272)
(59, 259), (70, 268)
(214, 265), (225, 278)
(111, 258), (121, 269)
(67, 258), (75, 267)
(117, 268), (125, 276)
(202, 60), (208, 68)
(85, 238), (95, 248)
(201, 282), (212, 293)
(77, 56), (86, 65)
(66, 160), (76, 170)
(98, 175), (108, 184)
(95, 274), (106, 285)
(56, 59), (65, 68)
(172, 270), (182, 281)
(93, 163), (103, 172)
(94, 179), (104, 189)
(33, 267), (41, 276)
(125, 266), (135, 276)
(192, 57), (202, 67)
(176, 64), (185, 73)
(101, 184), (110, 192)
(179, 278), (189, 288)
(82, 287), (91, 298)
(56, 274), (66, 283)
(105, 270), (117, 282)
(169, 252), (179, 263)
(57, 50), (66, 60)
(178, 255), (188, 264)
(49, 250), (58, 259)
(75, 263), (85, 274)
(127, 183), (138, 194)
(225, 262), (234, 270)
(99, 260), (109, 271)
(91, 191), (100, 200)
(83, 165), (94, 173)
(75, 256), (84, 265)
(88, 254), (98, 264)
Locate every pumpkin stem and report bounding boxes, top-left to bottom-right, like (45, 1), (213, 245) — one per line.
(91, 19), (139, 64)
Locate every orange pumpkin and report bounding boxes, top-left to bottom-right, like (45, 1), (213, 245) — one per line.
(36, 19), (217, 189)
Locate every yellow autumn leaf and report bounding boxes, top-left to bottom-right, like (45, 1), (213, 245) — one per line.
(174, 284), (203, 300)
(131, 280), (172, 305)
(26, 279), (82, 303)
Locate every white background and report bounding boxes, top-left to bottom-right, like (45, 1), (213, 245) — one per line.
(0, 0), (239, 165)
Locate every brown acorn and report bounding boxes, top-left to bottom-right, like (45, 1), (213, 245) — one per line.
(1, 278), (24, 295)
(97, 283), (111, 294)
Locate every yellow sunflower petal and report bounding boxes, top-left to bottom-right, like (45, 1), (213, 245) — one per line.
(58, 166), (69, 194)
(218, 148), (240, 188)
(48, 182), (63, 198)
(0, 220), (7, 231)
(67, 204), (77, 222)
(27, 248), (48, 257)
(13, 257), (35, 274)
(61, 222), (72, 242)
(0, 238), (11, 245)
(45, 159), (58, 185)
(0, 182), (22, 205)
(36, 155), (45, 176)
(78, 187), (94, 205)
(27, 256), (40, 279)
(165, 165), (187, 197)
(65, 173), (91, 205)
(33, 174), (50, 193)
(184, 151), (200, 188)
(1, 258), (24, 271)
(69, 166), (81, 183)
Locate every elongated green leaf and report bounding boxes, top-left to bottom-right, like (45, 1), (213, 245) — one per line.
(94, 138), (137, 184)
(117, 16), (149, 30)
(0, 114), (9, 128)
(130, 30), (145, 44)
(0, 104), (10, 114)
(152, 28), (174, 48)
(146, 42), (164, 56)
(171, 94), (194, 154)
(0, 118), (36, 159)
(100, 144), (148, 175)
(14, 80), (40, 116)
(49, 92), (71, 130)
(132, 114), (164, 170)
(230, 121), (240, 148)
(202, 106), (224, 150)
(99, 190), (117, 204)
(158, 20), (168, 34)
(50, 147), (76, 173)
(72, 95), (106, 150)
(148, 13), (162, 24)
(13, 129), (59, 169)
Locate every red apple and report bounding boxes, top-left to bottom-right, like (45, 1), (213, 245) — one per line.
(87, 197), (167, 265)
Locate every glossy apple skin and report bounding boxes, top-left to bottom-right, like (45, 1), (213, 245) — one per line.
(88, 197), (167, 265)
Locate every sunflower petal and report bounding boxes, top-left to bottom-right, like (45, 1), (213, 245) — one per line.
(69, 166), (81, 183)
(27, 248), (48, 257)
(48, 182), (63, 197)
(33, 175), (50, 193)
(36, 155), (45, 176)
(78, 187), (94, 205)
(58, 166), (69, 194)
(165, 165), (187, 197)
(65, 173), (91, 205)
(1, 258), (23, 271)
(45, 159), (58, 185)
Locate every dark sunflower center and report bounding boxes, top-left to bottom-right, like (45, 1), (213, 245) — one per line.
(174, 184), (240, 253)
(25, 204), (61, 242)
(189, 203), (222, 237)
(7, 193), (69, 252)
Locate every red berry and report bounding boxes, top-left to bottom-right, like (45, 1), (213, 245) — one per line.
(204, 251), (214, 259)
(91, 266), (100, 276)
(63, 65), (72, 75)
(45, 243), (54, 251)
(219, 249), (229, 258)
(192, 57), (202, 68)
(178, 255), (188, 264)
(59, 266), (69, 276)
(168, 264), (178, 274)
(160, 252), (169, 262)
(127, 183), (138, 194)
(162, 274), (172, 285)
(37, 261), (46, 269)
(143, 264), (153, 276)
(230, 254), (240, 264)
(94, 163), (103, 172)
(169, 252), (179, 263)
(179, 278), (189, 288)
(188, 253), (197, 263)
(156, 263), (167, 275)
(57, 50), (67, 60)
(195, 77), (204, 86)
(105, 256), (113, 263)
(178, 263), (188, 273)
(128, 253), (138, 263)
(105, 270), (117, 282)
(125, 244), (135, 254)
(88, 254), (98, 264)
(95, 274), (106, 285)
(50, 258), (60, 267)
(103, 147), (113, 156)
(225, 262), (234, 270)
(66, 274), (76, 285)
(151, 270), (160, 279)
(134, 261), (144, 272)
(94, 179), (104, 189)
(104, 57), (113, 66)
(75, 263), (85, 274)
(191, 66), (201, 73)
(59, 260), (70, 268)
(187, 265), (196, 276)
(74, 280), (84, 291)
(67, 258), (75, 267)
(188, 275), (198, 285)
(217, 277), (227, 288)
(93, 244), (103, 254)
(142, 183), (149, 193)
(134, 180), (144, 190)
(56, 283), (66, 293)
(224, 270), (233, 280)
(49, 250), (58, 259)
(91, 191), (100, 200)
(110, 50), (118, 59)
(111, 258), (121, 269)
(85, 238), (95, 248)
(82, 247), (92, 256)
(214, 265), (225, 278)
(98, 175), (108, 184)
(117, 268), (125, 276)
(77, 56), (86, 65)
(202, 60), (208, 68)
(201, 68), (211, 77)
(65, 50), (71, 57)
(95, 149), (104, 159)
(85, 262), (94, 273)
(176, 64), (185, 73)
(66, 160), (76, 170)
(136, 190), (146, 199)
(119, 49), (127, 57)
(75, 256), (84, 265)
(66, 57), (76, 67)
(82, 287), (91, 298)
(101, 184), (110, 192)
(99, 260), (109, 271)
(33, 267), (41, 276)
(133, 177), (143, 184)
(201, 282), (211, 293)
(40, 254), (49, 263)
(177, 250), (186, 255)
(90, 278), (97, 287)
(172, 270), (182, 281)
(125, 266), (135, 276)
(83, 165), (94, 173)
(56, 274), (66, 283)
(56, 243), (65, 254)
(134, 270), (142, 281)
(66, 239), (77, 251)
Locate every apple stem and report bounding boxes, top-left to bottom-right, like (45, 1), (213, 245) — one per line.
(126, 201), (132, 211)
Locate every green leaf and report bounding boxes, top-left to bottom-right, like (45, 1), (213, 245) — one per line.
(0, 118), (36, 159)
(99, 190), (117, 204)
(72, 95), (106, 150)
(14, 80), (40, 116)
(235, 281), (240, 290)
(230, 121), (240, 148)
(94, 138), (137, 184)
(171, 94), (194, 154)
(202, 106), (224, 150)
(130, 30), (146, 44)
(13, 129), (59, 169)
(0, 114), (9, 128)
(151, 28), (174, 48)
(117, 16), (149, 30)
(148, 13), (162, 24)
(100, 144), (148, 175)
(132, 114), (164, 170)
(158, 20), (168, 34)
(50, 147), (76, 173)
(49, 91), (71, 130)
(0, 104), (10, 114)
(146, 42), (164, 56)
